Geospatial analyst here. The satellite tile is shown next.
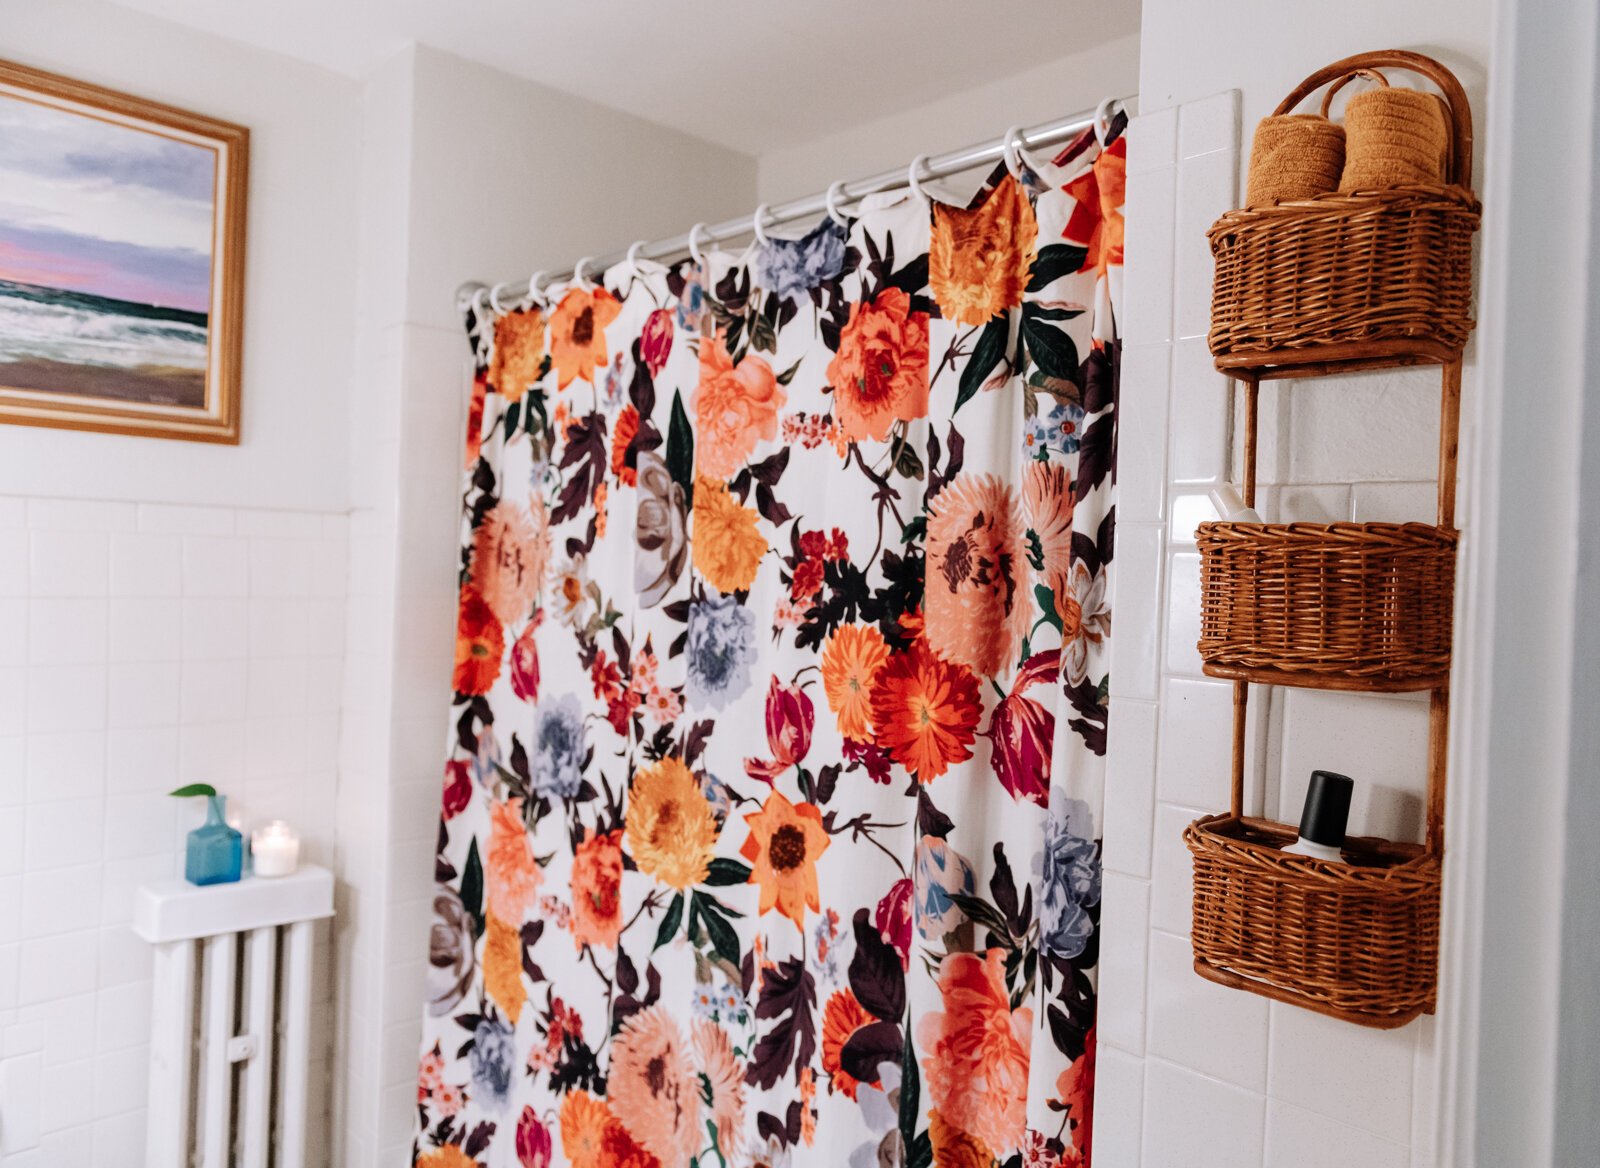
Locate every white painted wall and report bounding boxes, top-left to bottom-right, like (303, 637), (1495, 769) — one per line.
(1097, 3), (1492, 1165)
(756, 33), (1141, 204)
(0, 0), (362, 514)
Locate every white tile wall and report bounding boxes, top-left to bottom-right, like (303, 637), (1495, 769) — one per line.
(0, 494), (345, 1167)
(1096, 92), (1448, 1166)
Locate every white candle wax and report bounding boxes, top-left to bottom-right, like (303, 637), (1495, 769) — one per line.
(251, 820), (300, 878)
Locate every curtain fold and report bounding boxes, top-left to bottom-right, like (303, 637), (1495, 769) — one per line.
(417, 118), (1125, 1168)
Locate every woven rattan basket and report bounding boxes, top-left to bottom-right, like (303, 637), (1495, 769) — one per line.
(1185, 813), (1440, 1025)
(1208, 51), (1481, 376)
(1196, 520), (1457, 690)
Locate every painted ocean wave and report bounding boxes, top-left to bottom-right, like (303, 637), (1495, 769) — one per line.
(0, 278), (209, 372)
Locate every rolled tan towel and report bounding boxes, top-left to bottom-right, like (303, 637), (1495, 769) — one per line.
(1246, 114), (1346, 207)
(1339, 87), (1449, 190)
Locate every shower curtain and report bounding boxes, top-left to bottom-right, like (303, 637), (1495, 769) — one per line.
(416, 119), (1124, 1168)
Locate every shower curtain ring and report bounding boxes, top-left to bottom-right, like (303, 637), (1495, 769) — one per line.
(573, 256), (596, 288)
(626, 241), (646, 275)
(688, 223), (709, 269)
(1094, 97), (1117, 147)
(488, 281), (511, 315)
(525, 271), (549, 310)
(907, 154), (932, 206)
(752, 204), (773, 247)
(1001, 125), (1028, 180)
(825, 180), (851, 227)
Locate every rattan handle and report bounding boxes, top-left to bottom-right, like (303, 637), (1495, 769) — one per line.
(1275, 49), (1474, 187)
(1318, 68), (1389, 119)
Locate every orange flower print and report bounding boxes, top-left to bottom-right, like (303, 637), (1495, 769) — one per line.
(929, 1108), (995, 1168)
(558, 1090), (612, 1167)
(569, 828), (623, 950)
(693, 333), (785, 478)
(485, 797), (542, 923)
(611, 403), (640, 486)
(549, 287), (623, 390)
(826, 287), (930, 443)
(1057, 1025), (1096, 1160)
(925, 473), (1031, 677)
(869, 639), (983, 782)
(930, 176), (1040, 326)
(820, 988), (879, 1099)
(691, 475), (766, 594)
(1023, 460), (1075, 604)
(416, 1146), (476, 1168)
(1062, 135), (1127, 280)
(624, 756), (720, 890)
(607, 1005), (701, 1166)
(488, 306), (546, 401)
(820, 623), (890, 741)
(471, 499), (550, 626)
(740, 789), (831, 928)
(693, 1019), (746, 1157)
(452, 589), (503, 695)
(482, 912), (525, 1024)
(916, 949), (1033, 1158)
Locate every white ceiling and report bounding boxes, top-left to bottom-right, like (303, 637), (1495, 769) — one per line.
(105, 0), (1142, 154)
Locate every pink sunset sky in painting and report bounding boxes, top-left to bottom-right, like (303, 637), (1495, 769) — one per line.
(0, 91), (216, 313)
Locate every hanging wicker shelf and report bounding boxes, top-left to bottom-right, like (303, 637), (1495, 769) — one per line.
(1184, 49), (1476, 1028)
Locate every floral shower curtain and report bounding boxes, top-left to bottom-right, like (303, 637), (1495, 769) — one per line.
(416, 118), (1125, 1168)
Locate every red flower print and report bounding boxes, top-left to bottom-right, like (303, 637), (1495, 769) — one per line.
(869, 639), (983, 782)
(983, 650), (1059, 806)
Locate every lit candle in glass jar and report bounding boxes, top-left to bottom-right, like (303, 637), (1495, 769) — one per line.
(251, 820), (300, 878)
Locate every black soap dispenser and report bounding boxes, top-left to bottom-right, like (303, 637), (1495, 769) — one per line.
(1282, 769), (1353, 863)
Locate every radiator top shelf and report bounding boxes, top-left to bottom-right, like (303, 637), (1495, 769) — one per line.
(133, 863), (335, 945)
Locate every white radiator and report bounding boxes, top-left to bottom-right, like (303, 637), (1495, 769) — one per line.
(133, 864), (334, 1168)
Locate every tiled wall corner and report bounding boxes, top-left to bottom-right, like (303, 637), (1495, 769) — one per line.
(0, 495), (344, 1167)
(1097, 87), (1443, 1167)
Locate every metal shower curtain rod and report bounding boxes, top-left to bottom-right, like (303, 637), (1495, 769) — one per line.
(464, 95), (1135, 310)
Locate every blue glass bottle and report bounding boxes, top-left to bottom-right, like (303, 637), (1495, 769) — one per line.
(186, 793), (243, 886)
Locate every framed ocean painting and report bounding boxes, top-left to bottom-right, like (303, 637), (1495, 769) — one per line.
(0, 59), (247, 443)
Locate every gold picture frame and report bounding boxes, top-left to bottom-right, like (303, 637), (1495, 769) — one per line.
(0, 58), (248, 443)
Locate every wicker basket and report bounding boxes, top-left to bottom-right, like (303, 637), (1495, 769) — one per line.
(1196, 520), (1457, 690)
(1185, 814), (1439, 1026)
(1208, 51), (1482, 376)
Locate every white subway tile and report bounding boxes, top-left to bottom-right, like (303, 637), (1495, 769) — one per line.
(1107, 524), (1164, 702)
(104, 727), (178, 795)
(1094, 1045), (1145, 1166)
(0, 528), (27, 596)
(1122, 165), (1177, 346)
(1173, 149), (1236, 340)
(0, 736), (22, 806)
(1156, 677), (1235, 808)
(92, 1108), (146, 1167)
(1179, 90), (1241, 160)
(1163, 550), (1203, 677)
(30, 530), (108, 597)
(136, 503), (233, 536)
(181, 536), (249, 597)
(1169, 491), (1220, 546)
(1147, 928), (1268, 1089)
(1128, 107), (1179, 175)
(27, 598), (106, 667)
(99, 855), (170, 926)
(236, 509), (326, 540)
(27, 665), (106, 734)
(102, 793), (177, 863)
(180, 596), (247, 661)
(91, 1043), (145, 1118)
(1169, 338), (1231, 484)
(250, 538), (314, 597)
(1267, 1002), (1416, 1144)
(1097, 873), (1151, 1052)
(1118, 344), (1172, 523)
(0, 597), (24, 663)
(1264, 1100), (1408, 1168)
(27, 500), (131, 533)
(177, 722), (244, 787)
(96, 924), (152, 987)
(20, 863), (101, 938)
(106, 596), (181, 665)
(179, 659), (246, 725)
(1143, 1058), (1264, 1168)
(0, 667), (22, 736)
(25, 731), (104, 803)
(1274, 690), (1429, 841)
(17, 931), (97, 1006)
(0, 800), (21, 876)
(1150, 800), (1207, 935)
(248, 597), (311, 659)
(108, 533), (181, 597)
(23, 798), (104, 871)
(1104, 698), (1158, 877)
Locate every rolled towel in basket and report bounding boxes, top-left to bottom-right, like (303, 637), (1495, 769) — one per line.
(1245, 114), (1346, 206)
(1339, 86), (1449, 190)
